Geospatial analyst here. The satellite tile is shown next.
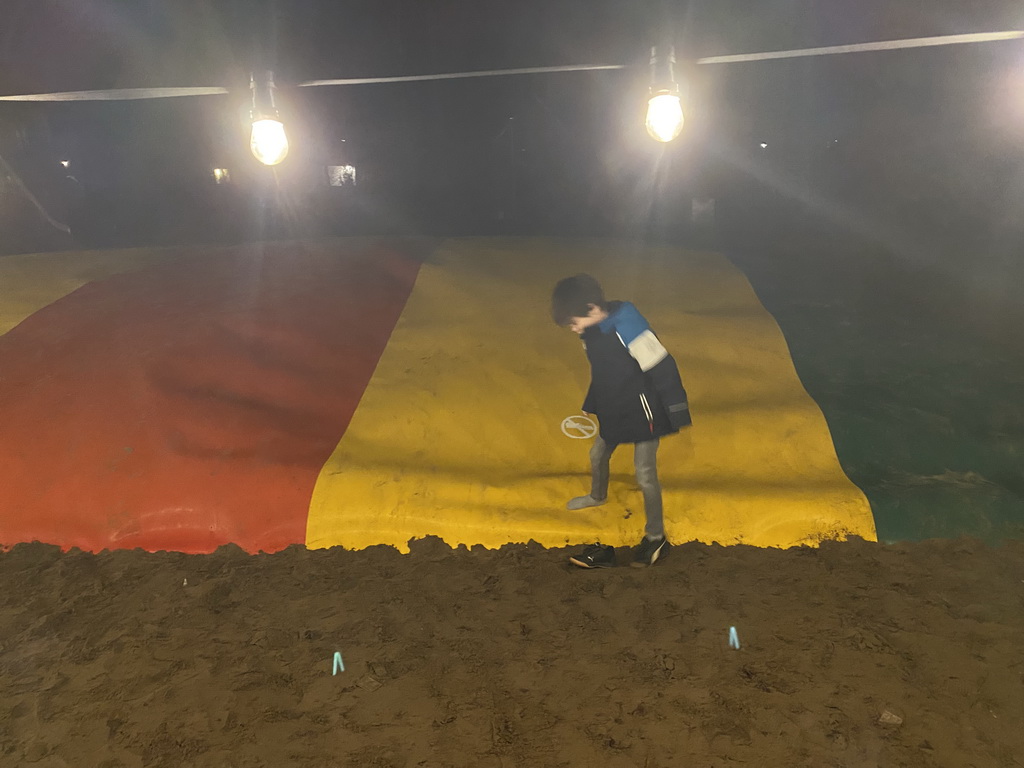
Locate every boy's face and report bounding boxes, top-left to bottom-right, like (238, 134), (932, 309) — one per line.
(566, 304), (608, 335)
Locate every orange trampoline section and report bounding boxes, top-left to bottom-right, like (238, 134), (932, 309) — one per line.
(0, 240), (422, 553)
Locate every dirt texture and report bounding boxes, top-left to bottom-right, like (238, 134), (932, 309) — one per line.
(1, 537), (1022, 768)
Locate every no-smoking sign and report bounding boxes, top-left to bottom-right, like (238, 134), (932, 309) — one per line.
(560, 414), (597, 439)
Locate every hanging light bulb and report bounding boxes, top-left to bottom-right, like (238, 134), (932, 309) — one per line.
(646, 92), (684, 142)
(645, 46), (685, 143)
(249, 71), (289, 165)
(250, 118), (288, 165)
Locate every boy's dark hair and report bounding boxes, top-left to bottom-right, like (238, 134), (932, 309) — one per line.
(551, 274), (606, 325)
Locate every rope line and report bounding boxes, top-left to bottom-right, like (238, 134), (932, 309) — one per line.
(1, 31), (1020, 101)
(697, 30), (1024, 65)
(299, 64), (625, 87)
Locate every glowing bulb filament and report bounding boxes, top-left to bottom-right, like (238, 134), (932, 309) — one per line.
(646, 92), (684, 143)
(250, 118), (289, 166)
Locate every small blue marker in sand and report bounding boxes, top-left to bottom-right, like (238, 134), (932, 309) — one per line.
(333, 651), (345, 675)
(728, 626), (741, 650)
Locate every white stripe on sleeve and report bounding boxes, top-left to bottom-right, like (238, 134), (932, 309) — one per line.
(627, 329), (668, 372)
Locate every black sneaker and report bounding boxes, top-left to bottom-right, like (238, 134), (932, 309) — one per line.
(631, 536), (669, 567)
(569, 544), (617, 569)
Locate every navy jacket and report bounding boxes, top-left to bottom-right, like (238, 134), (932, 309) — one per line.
(580, 301), (691, 445)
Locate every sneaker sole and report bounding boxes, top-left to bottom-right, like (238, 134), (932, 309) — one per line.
(569, 556), (615, 569)
(630, 541), (668, 568)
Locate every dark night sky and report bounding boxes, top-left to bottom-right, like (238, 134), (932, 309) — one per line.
(2, 0), (1024, 244)
(2, 1), (1022, 89)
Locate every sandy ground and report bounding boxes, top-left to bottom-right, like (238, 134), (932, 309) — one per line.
(1, 537), (1022, 768)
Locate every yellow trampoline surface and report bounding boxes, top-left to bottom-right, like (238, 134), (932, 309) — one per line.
(308, 238), (875, 551)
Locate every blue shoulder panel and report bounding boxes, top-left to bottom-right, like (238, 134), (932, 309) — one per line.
(599, 302), (650, 346)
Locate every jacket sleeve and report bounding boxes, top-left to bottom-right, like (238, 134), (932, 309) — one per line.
(580, 337), (596, 414)
(612, 304), (691, 428)
(648, 354), (692, 428)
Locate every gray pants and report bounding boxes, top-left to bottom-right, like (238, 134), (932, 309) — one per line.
(589, 435), (664, 540)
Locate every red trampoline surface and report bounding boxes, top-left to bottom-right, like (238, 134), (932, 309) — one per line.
(0, 241), (422, 553)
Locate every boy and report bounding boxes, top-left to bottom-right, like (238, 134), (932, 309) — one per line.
(551, 274), (691, 568)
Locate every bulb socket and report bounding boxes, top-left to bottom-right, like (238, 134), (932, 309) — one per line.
(649, 45), (679, 96)
(249, 70), (280, 123)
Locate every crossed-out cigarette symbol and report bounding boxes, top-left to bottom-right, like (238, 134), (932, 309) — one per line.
(560, 414), (597, 439)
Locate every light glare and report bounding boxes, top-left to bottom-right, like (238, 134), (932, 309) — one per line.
(250, 119), (289, 166)
(645, 93), (684, 143)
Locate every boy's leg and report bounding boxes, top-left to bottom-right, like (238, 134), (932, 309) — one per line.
(632, 439), (668, 566)
(566, 435), (615, 510)
(633, 439), (664, 540)
(590, 435), (615, 501)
